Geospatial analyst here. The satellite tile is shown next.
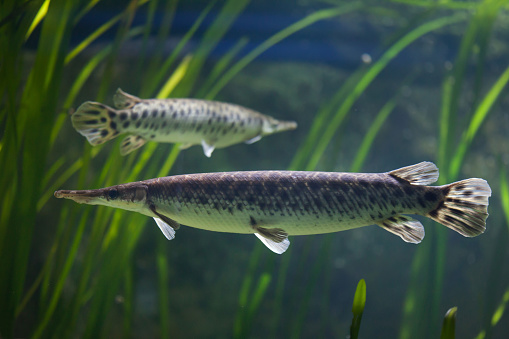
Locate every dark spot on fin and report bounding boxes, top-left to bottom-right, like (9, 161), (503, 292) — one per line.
(376, 215), (424, 244)
(71, 102), (119, 146)
(427, 178), (491, 237)
(120, 135), (147, 155)
(388, 161), (439, 186)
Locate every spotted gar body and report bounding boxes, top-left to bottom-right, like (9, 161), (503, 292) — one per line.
(71, 88), (297, 157)
(54, 162), (491, 254)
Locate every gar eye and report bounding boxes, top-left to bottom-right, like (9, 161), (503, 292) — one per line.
(108, 189), (119, 200)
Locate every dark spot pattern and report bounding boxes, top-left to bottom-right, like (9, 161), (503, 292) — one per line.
(424, 191), (437, 202)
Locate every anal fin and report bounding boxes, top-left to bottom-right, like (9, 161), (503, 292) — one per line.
(254, 225), (290, 254)
(120, 135), (146, 155)
(376, 215), (424, 244)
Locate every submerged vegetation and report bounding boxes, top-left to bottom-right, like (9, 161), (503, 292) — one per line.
(1, 0), (509, 337)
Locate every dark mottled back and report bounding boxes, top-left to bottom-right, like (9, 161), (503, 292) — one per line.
(144, 171), (444, 222)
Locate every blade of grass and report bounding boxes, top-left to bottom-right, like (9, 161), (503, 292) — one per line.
(31, 210), (91, 339)
(289, 68), (367, 171)
(205, 3), (362, 100)
(172, 0), (250, 97)
(138, 0), (179, 96)
(449, 63), (509, 179)
(0, 0), (74, 335)
(197, 37), (249, 98)
(350, 91), (399, 172)
(25, 0), (50, 40)
(142, 0), (215, 98)
(440, 307), (457, 339)
(96, 0), (139, 102)
(350, 279), (367, 339)
(157, 54), (193, 99)
(234, 244), (262, 338)
(307, 13), (466, 171)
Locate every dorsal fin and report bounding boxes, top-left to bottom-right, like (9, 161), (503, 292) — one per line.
(113, 88), (142, 109)
(388, 161), (439, 186)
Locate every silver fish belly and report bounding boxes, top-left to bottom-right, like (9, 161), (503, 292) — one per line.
(71, 88), (297, 157)
(54, 162), (491, 254)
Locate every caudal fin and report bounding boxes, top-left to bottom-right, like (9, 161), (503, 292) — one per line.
(428, 178), (492, 237)
(72, 102), (120, 146)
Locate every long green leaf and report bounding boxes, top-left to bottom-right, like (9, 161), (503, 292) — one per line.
(307, 13), (466, 171)
(440, 307), (457, 339)
(350, 279), (367, 339)
(205, 3), (362, 100)
(449, 63), (509, 179)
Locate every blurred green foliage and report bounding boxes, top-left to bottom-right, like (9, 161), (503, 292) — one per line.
(1, 0), (509, 338)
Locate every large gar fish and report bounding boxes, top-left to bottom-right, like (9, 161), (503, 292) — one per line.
(71, 89), (297, 157)
(54, 162), (491, 254)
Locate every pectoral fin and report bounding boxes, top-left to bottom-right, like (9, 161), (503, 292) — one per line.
(154, 218), (176, 240)
(376, 215), (424, 244)
(254, 225), (290, 254)
(149, 203), (180, 240)
(201, 140), (215, 158)
(120, 135), (146, 155)
(244, 135), (262, 144)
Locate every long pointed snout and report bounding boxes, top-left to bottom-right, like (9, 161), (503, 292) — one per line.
(54, 189), (104, 204)
(278, 120), (297, 132)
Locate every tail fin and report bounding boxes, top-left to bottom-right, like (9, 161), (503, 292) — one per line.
(72, 102), (119, 146)
(428, 178), (492, 237)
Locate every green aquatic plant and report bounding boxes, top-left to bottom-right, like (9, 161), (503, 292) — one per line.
(1, 0), (370, 337)
(400, 1), (509, 337)
(350, 279), (367, 339)
(2, 0), (508, 338)
(440, 307), (457, 339)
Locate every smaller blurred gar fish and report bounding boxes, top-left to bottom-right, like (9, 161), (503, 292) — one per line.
(55, 162), (491, 254)
(71, 89), (297, 157)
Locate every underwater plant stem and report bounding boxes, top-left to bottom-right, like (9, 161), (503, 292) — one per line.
(350, 279), (367, 339)
(205, 3), (362, 100)
(307, 13), (466, 171)
(440, 307), (457, 339)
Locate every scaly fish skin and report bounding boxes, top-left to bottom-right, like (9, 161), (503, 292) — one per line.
(71, 88), (297, 157)
(54, 162), (491, 254)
